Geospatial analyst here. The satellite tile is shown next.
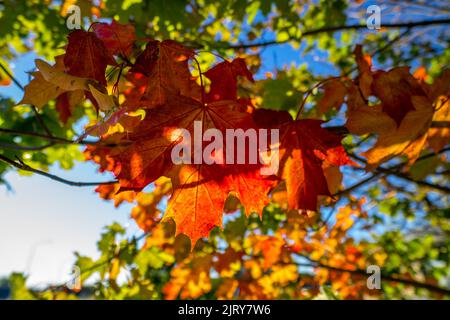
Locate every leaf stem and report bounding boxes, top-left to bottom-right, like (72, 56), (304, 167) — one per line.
(193, 57), (206, 105)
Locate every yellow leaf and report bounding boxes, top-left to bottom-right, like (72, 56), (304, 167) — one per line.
(19, 72), (66, 108)
(36, 59), (91, 91)
(323, 163), (343, 195)
(345, 84), (395, 135)
(109, 258), (121, 281)
(428, 96), (450, 153)
(88, 84), (118, 111)
(317, 79), (347, 114)
(362, 95), (434, 168)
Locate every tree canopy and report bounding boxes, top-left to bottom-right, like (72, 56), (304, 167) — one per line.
(0, 0), (449, 300)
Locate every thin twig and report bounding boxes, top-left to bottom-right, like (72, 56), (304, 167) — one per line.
(0, 154), (117, 187)
(0, 127), (129, 148)
(324, 121), (450, 135)
(222, 18), (450, 49)
(295, 257), (450, 296)
(193, 57), (205, 105)
(332, 147), (450, 196)
(350, 153), (450, 194)
(0, 141), (54, 151)
(332, 173), (381, 197)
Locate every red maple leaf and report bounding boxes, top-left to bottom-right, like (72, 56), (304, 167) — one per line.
(87, 50), (277, 244)
(92, 20), (136, 57)
(129, 40), (201, 107)
(64, 30), (116, 85)
(204, 58), (254, 102)
(254, 109), (352, 211)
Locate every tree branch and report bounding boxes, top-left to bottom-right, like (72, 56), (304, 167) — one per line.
(223, 18), (450, 49)
(0, 154), (117, 187)
(296, 259), (450, 296)
(332, 173), (381, 197)
(331, 147), (450, 197)
(0, 141), (55, 151)
(324, 122), (450, 135)
(0, 127), (128, 148)
(350, 152), (450, 194)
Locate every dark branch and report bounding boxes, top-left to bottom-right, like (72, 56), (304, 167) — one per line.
(0, 141), (55, 151)
(332, 147), (450, 196)
(325, 122), (450, 135)
(296, 258), (450, 296)
(223, 18), (450, 49)
(0, 127), (115, 146)
(332, 173), (381, 197)
(0, 154), (117, 187)
(350, 152), (450, 194)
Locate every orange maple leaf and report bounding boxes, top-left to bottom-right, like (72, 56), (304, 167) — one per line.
(254, 109), (352, 212)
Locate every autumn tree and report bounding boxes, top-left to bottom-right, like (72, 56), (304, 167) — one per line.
(0, 0), (449, 300)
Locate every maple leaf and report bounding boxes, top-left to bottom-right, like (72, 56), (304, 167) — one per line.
(64, 30), (116, 85)
(19, 59), (89, 110)
(345, 64), (449, 168)
(88, 84), (118, 112)
(254, 109), (351, 212)
(91, 92), (275, 245)
(166, 164), (230, 244)
(19, 71), (66, 109)
(86, 51), (279, 245)
(129, 40), (201, 107)
(204, 58), (254, 102)
(372, 67), (427, 126)
(417, 69), (449, 153)
(323, 161), (343, 195)
(354, 44), (373, 99)
(345, 84), (394, 136)
(92, 20), (136, 57)
(122, 72), (148, 107)
(35, 59), (92, 91)
(55, 90), (84, 124)
(37, 56), (86, 123)
(346, 85), (435, 168)
(317, 79), (347, 114)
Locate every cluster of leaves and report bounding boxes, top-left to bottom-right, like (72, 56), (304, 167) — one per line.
(17, 20), (449, 248)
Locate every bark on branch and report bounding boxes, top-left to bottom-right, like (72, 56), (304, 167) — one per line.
(223, 18), (450, 49)
(295, 254), (450, 296)
(0, 154), (117, 187)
